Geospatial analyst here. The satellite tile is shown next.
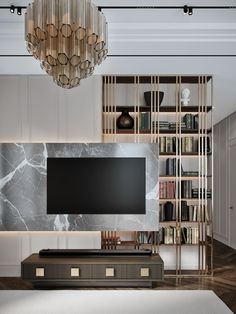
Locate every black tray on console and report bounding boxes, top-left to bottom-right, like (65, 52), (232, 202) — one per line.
(39, 249), (152, 257)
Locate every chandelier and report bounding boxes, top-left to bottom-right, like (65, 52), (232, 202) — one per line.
(25, 0), (108, 89)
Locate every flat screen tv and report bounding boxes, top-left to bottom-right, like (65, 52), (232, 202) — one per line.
(47, 157), (146, 215)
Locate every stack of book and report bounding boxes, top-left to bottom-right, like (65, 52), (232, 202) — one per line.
(183, 114), (198, 130)
(181, 201), (189, 221)
(182, 170), (199, 176)
(192, 188), (212, 198)
(181, 137), (195, 153)
(152, 120), (169, 131)
(169, 121), (186, 130)
(181, 227), (199, 244)
(137, 231), (149, 244)
(140, 112), (150, 130)
(181, 180), (192, 198)
(159, 137), (175, 153)
(159, 181), (176, 199)
(159, 227), (199, 244)
(198, 136), (211, 153)
(137, 231), (158, 244)
(166, 158), (183, 175)
(159, 203), (176, 221)
(159, 227), (177, 245)
(189, 204), (209, 222)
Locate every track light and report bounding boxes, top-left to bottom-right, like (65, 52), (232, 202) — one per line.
(183, 5), (188, 15)
(183, 5), (193, 16)
(188, 7), (193, 15)
(10, 5), (15, 13)
(17, 7), (22, 15)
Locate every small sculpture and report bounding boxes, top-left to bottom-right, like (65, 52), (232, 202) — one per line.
(181, 88), (190, 106)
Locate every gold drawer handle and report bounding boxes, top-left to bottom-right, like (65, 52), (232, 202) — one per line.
(140, 268), (150, 277)
(71, 268), (80, 277)
(35, 267), (44, 277)
(106, 268), (115, 277)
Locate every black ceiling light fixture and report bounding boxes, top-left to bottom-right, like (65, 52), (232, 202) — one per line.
(10, 5), (15, 13)
(183, 5), (193, 16)
(183, 5), (188, 14)
(17, 7), (22, 15)
(188, 7), (193, 15)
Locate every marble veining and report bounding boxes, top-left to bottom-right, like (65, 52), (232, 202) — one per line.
(0, 143), (159, 231)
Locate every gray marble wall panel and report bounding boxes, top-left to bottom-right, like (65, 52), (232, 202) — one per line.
(0, 143), (159, 231)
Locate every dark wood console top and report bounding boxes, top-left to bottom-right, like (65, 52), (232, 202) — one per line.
(23, 253), (163, 265)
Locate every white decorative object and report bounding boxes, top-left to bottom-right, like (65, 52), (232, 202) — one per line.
(181, 88), (190, 106)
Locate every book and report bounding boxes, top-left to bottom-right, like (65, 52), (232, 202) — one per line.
(183, 114), (195, 129)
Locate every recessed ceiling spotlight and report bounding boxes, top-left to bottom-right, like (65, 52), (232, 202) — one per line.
(17, 7), (22, 15)
(10, 5), (15, 13)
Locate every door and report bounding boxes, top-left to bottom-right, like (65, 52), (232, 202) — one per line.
(229, 140), (236, 249)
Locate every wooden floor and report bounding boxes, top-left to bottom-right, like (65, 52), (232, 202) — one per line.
(0, 240), (235, 313)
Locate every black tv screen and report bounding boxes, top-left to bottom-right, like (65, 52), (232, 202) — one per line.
(47, 157), (146, 215)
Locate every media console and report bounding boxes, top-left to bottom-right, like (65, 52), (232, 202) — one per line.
(21, 250), (164, 288)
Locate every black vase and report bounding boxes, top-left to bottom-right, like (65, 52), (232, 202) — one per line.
(116, 109), (134, 129)
(164, 201), (174, 221)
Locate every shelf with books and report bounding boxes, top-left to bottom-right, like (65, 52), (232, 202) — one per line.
(102, 74), (213, 276)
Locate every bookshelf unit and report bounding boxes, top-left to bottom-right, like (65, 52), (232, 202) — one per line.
(102, 75), (213, 277)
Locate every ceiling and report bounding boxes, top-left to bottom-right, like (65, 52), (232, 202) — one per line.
(0, 0), (236, 124)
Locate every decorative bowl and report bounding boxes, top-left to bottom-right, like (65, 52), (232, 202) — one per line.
(144, 91), (164, 106)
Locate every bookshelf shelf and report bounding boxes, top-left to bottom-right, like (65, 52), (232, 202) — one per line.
(159, 153), (212, 157)
(103, 106), (212, 113)
(103, 129), (212, 135)
(159, 176), (211, 180)
(102, 75), (213, 277)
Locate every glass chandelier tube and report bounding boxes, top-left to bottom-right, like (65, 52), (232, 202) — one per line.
(25, 0), (108, 89)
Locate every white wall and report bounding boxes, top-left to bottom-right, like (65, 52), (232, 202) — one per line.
(0, 75), (102, 276)
(0, 232), (101, 276)
(0, 75), (102, 142)
(214, 110), (236, 248)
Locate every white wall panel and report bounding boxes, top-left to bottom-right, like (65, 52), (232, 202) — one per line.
(0, 232), (101, 276)
(0, 77), (21, 141)
(214, 110), (236, 248)
(63, 76), (102, 142)
(213, 125), (220, 235)
(229, 111), (236, 140)
(28, 77), (60, 142)
(0, 234), (21, 265)
(0, 75), (102, 143)
(218, 120), (228, 240)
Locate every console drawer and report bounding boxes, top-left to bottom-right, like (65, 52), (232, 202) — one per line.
(92, 264), (126, 279)
(22, 264), (92, 280)
(126, 264), (163, 280)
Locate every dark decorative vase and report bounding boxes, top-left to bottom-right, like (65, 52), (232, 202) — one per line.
(164, 201), (174, 221)
(116, 109), (134, 129)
